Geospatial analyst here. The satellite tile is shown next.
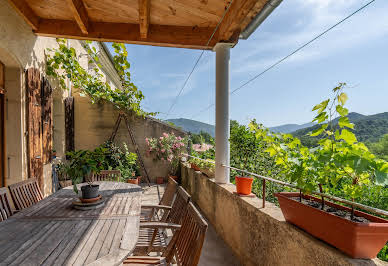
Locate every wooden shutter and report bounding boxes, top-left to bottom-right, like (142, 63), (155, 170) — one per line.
(41, 77), (53, 164)
(26, 68), (43, 190)
(64, 97), (74, 152)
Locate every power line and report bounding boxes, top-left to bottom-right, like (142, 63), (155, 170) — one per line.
(189, 0), (376, 120)
(164, 0), (235, 119)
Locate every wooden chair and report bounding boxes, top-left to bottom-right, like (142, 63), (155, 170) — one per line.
(134, 186), (191, 255)
(124, 202), (208, 266)
(8, 178), (43, 211)
(0, 187), (14, 221)
(140, 176), (178, 222)
(88, 170), (121, 182)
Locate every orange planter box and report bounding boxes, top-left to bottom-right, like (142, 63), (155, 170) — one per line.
(275, 192), (388, 259)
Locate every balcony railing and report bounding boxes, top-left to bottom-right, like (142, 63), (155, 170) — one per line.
(183, 154), (388, 218)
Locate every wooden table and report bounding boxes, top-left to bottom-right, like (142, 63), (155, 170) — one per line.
(0, 182), (142, 266)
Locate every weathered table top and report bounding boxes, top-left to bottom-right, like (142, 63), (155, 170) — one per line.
(0, 182), (142, 266)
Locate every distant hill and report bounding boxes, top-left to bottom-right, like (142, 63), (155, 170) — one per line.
(292, 112), (388, 147)
(270, 122), (315, 133)
(166, 118), (215, 137)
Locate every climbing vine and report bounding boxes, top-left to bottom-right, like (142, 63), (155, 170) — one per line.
(46, 39), (154, 116)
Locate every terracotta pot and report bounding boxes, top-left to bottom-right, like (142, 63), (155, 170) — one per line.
(235, 176), (253, 195)
(168, 175), (178, 181)
(275, 192), (388, 259)
(156, 177), (164, 184)
(127, 177), (140, 185)
(191, 163), (201, 171)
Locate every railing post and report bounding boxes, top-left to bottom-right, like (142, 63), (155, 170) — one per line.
(214, 43), (232, 184)
(262, 179), (266, 208)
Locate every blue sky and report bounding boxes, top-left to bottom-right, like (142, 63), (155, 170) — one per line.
(107, 0), (388, 127)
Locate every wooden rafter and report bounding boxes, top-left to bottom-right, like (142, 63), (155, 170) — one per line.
(35, 20), (217, 50)
(138, 0), (150, 39)
(218, 0), (260, 42)
(7, 0), (40, 30)
(66, 0), (89, 35)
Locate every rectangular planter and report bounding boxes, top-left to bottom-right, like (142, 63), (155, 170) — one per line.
(275, 192), (388, 259)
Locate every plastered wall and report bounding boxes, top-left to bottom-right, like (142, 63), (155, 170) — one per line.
(73, 94), (187, 183)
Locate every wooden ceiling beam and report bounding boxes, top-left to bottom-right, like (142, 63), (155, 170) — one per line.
(66, 0), (89, 35)
(7, 0), (40, 30)
(35, 20), (218, 50)
(138, 0), (150, 39)
(218, 0), (260, 42)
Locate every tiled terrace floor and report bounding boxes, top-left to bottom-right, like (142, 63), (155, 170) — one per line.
(140, 184), (241, 266)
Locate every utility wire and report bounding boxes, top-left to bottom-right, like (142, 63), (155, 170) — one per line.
(164, 0), (235, 119)
(189, 0), (376, 119)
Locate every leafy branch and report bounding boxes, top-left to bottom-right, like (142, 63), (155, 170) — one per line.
(46, 39), (155, 117)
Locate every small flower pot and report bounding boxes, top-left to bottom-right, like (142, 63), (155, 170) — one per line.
(127, 177), (140, 185)
(81, 184), (99, 199)
(156, 177), (164, 184)
(275, 192), (388, 259)
(235, 176), (253, 195)
(191, 163), (201, 171)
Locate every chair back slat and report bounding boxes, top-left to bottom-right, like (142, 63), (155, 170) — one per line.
(165, 187), (191, 224)
(88, 170), (121, 182)
(164, 202), (208, 266)
(8, 178), (43, 211)
(0, 187), (13, 220)
(159, 177), (178, 206)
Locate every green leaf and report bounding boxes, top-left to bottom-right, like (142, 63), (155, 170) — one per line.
(375, 170), (388, 186)
(310, 124), (328, 137)
(312, 99), (329, 113)
(336, 105), (349, 117)
(338, 117), (354, 129)
(313, 112), (328, 123)
(339, 129), (357, 144)
(338, 92), (348, 105)
(73, 184), (79, 194)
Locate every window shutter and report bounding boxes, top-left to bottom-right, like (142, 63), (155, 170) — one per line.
(41, 76), (53, 164)
(26, 68), (43, 190)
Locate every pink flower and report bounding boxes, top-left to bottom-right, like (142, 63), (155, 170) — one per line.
(161, 149), (165, 153)
(163, 133), (169, 137)
(160, 137), (163, 140)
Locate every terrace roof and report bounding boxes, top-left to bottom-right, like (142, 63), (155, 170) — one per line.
(7, 0), (269, 49)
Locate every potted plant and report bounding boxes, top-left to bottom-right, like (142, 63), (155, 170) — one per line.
(146, 133), (187, 182)
(188, 155), (215, 178)
(65, 150), (101, 199)
(256, 84), (388, 259)
(56, 161), (72, 188)
(156, 177), (164, 184)
(117, 148), (141, 185)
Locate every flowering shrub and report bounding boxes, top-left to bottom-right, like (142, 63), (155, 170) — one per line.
(146, 133), (187, 175)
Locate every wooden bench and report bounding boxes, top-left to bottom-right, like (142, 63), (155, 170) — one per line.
(0, 187), (13, 221)
(88, 170), (121, 182)
(8, 178), (43, 211)
(124, 202), (208, 266)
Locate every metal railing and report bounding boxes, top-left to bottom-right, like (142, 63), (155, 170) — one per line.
(182, 154), (388, 218)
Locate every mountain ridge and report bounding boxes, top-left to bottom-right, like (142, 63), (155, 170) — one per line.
(166, 118), (215, 137)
